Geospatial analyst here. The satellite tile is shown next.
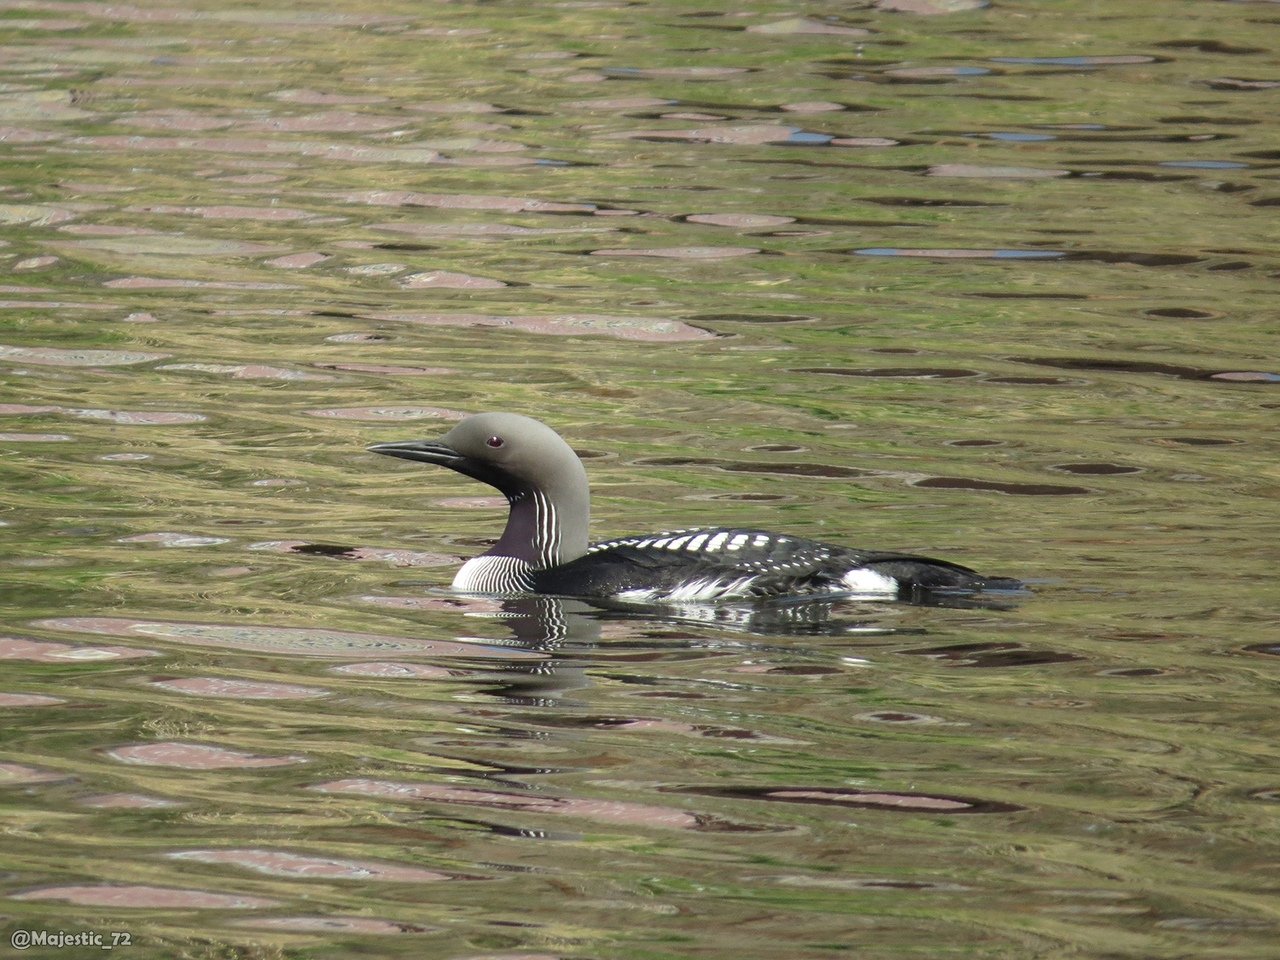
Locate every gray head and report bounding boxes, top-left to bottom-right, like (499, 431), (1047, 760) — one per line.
(369, 412), (590, 566)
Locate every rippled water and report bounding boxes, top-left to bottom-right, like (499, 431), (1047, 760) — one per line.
(2, 1), (1278, 957)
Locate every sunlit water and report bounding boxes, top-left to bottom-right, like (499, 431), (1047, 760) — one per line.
(2, 1), (1278, 957)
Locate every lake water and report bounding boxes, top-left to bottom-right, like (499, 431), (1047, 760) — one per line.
(2, 1), (1278, 957)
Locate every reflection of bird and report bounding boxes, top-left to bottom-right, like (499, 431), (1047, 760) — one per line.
(369, 413), (1021, 604)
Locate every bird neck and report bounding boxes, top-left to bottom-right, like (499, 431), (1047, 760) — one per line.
(487, 480), (589, 569)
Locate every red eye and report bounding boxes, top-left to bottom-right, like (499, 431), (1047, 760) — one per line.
(485, 435), (504, 448)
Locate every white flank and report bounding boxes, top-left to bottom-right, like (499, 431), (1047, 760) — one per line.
(665, 577), (728, 602)
(840, 567), (898, 595)
(721, 576), (758, 596)
(614, 587), (660, 602)
(615, 574), (759, 604)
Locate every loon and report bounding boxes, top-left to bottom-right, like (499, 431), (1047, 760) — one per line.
(368, 412), (1020, 604)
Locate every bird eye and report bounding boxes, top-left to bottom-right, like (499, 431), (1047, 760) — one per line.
(485, 435), (504, 448)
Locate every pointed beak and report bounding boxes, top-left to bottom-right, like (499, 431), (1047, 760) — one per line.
(367, 439), (464, 467)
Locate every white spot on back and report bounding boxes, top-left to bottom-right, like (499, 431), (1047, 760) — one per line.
(686, 533), (709, 552)
(667, 535), (692, 550)
(706, 532), (728, 551)
(728, 534), (748, 550)
(752, 534), (770, 547)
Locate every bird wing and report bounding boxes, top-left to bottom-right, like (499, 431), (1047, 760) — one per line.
(532, 528), (1002, 601)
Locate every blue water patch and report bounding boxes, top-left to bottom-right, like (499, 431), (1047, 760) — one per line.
(1158, 160), (1249, 170)
(785, 130), (834, 145)
(1215, 371), (1280, 382)
(993, 249), (1065, 259)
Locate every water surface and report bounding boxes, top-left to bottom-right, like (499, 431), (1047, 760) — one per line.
(2, 1), (1278, 958)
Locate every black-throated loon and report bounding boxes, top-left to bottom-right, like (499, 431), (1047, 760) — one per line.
(368, 412), (1020, 603)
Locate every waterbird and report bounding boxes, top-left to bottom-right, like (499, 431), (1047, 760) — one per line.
(368, 413), (1021, 603)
